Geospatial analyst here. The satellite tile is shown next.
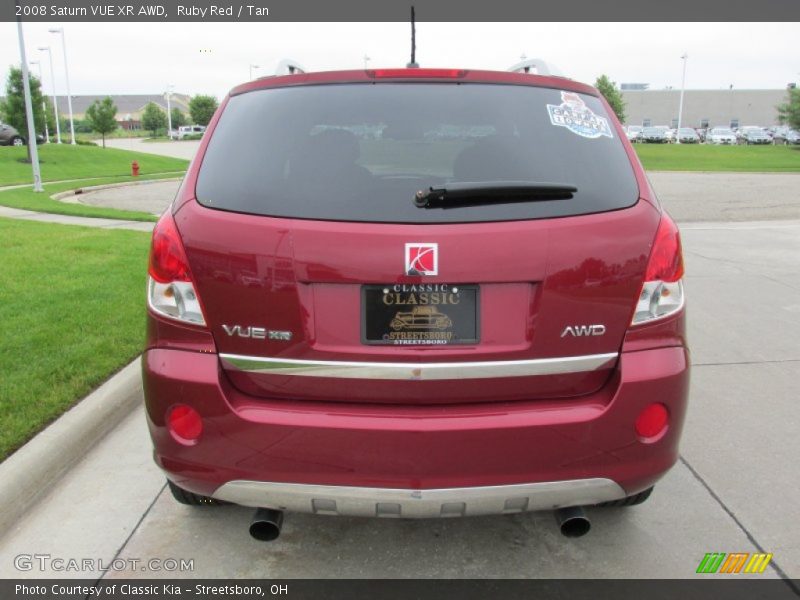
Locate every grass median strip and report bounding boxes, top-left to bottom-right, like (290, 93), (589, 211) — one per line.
(0, 144), (189, 186)
(634, 144), (800, 172)
(0, 217), (150, 460)
(0, 176), (176, 221)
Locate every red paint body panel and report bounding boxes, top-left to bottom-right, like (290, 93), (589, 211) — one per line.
(144, 68), (690, 505)
(143, 345), (689, 496)
(171, 197), (660, 404)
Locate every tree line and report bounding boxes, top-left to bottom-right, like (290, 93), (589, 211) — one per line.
(1, 66), (219, 148)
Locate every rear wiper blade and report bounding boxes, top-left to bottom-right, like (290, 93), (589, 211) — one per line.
(414, 181), (578, 209)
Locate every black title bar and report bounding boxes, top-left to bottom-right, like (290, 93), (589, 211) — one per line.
(4, 0), (800, 22)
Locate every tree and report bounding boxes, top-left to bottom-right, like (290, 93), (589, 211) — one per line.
(170, 107), (187, 129)
(189, 95), (218, 126)
(777, 87), (800, 130)
(85, 97), (118, 148)
(594, 75), (626, 124)
(141, 102), (167, 138)
(0, 66), (47, 156)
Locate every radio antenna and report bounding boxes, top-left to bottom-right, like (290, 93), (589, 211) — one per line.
(407, 6), (419, 68)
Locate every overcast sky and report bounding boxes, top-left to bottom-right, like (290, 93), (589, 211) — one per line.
(2, 22), (798, 100)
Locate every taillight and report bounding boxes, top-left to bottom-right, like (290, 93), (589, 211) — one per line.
(147, 212), (206, 326)
(632, 213), (685, 325)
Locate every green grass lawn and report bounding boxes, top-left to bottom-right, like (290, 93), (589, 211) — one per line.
(634, 144), (800, 172)
(0, 218), (150, 460)
(0, 176), (173, 221)
(0, 144), (188, 186)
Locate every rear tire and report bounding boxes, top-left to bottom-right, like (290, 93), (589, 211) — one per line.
(167, 480), (225, 506)
(11, 136), (24, 147)
(597, 486), (654, 507)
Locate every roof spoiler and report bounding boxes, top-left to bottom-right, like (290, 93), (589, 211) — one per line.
(507, 59), (564, 77)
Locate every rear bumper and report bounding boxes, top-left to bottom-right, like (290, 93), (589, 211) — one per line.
(143, 345), (690, 517)
(212, 479), (626, 518)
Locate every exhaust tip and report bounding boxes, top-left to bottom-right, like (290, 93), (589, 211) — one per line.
(555, 506), (591, 538)
(249, 508), (284, 541)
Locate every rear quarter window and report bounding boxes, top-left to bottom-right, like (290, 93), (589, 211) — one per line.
(195, 83), (639, 223)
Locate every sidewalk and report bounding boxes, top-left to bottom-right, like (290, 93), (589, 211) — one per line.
(0, 205), (154, 232)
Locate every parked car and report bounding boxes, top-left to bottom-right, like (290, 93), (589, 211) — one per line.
(769, 127), (800, 145)
(625, 125), (643, 143)
(784, 130), (800, 145)
(144, 65), (689, 541)
(639, 127), (670, 143)
(0, 122), (44, 146)
(738, 126), (772, 145)
(650, 126), (674, 143)
(169, 125), (206, 140)
(676, 128), (700, 144)
(706, 127), (737, 145)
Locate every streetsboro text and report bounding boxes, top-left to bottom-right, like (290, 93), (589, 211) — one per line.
(16, 583), (277, 596)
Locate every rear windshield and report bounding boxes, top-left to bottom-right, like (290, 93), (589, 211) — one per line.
(195, 83), (639, 223)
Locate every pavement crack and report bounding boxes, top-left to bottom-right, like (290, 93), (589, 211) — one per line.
(685, 250), (800, 292)
(679, 456), (799, 595)
(88, 481), (167, 592)
(693, 358), (800, 367)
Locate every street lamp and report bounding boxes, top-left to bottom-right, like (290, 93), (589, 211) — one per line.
(15, 15), (43, 191)
(38, 46), (62, 144)
(49, 27), (76, 145)
(676, 53), (688, 145)
(165, 84), (174, 139)
(249, 64), (260, 80)
(29, 60), (50, 143)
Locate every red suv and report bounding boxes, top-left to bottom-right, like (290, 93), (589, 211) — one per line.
(143, 66), (688, 541)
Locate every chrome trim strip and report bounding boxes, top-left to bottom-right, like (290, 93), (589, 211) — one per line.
(218, 352), (618, 381)
(212, 479), (627, 518)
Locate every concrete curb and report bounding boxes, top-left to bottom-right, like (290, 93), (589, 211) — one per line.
(51, 176), (183, 203)
(0, 358), (143, 537)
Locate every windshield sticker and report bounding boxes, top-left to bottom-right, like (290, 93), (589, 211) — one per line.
(547, 92), (613, 139)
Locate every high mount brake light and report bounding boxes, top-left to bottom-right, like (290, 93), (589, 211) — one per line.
(632, 214), (685, 325)
(367, 68), (467, 79)
(147, 212), (206, 326)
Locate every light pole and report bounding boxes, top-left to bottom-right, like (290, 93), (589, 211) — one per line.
(15, 11), (43, 192)
(29, 60), (50, 143)
(165, 85), (174, 139)
(38, 46), (61, 144)
(49, 27), (76, 145)
(249, 64), (259, 80)
(676, 53), (688, 144)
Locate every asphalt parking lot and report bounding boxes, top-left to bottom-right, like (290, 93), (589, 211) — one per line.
(1, 162), (798, 581)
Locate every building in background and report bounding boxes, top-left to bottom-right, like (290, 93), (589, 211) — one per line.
(49, 93), (191, 130)
(622, 88), (792, 128)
